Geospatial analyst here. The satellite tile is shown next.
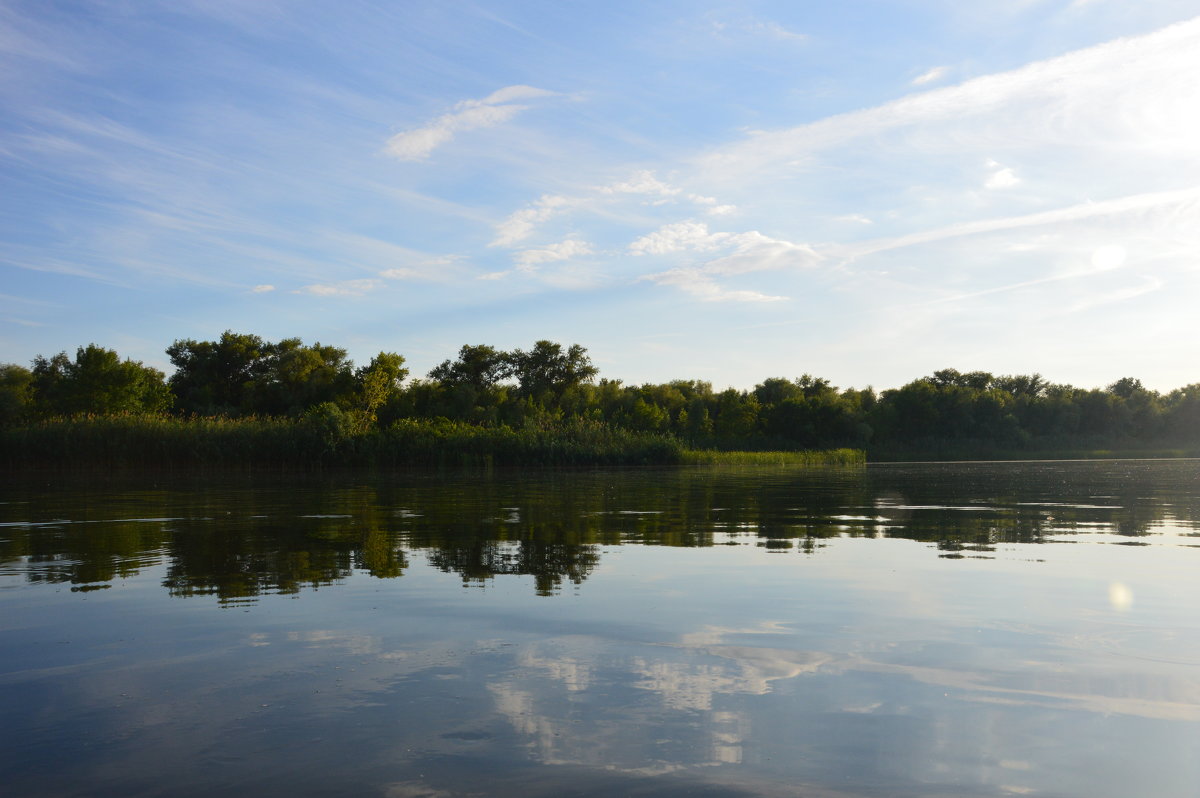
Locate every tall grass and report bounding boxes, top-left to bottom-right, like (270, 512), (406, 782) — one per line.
(0, 414), (687, 468)
(681, 448), (865, 466)
(1, 414), (872, 469)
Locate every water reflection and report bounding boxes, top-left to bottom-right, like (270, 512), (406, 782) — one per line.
(2, 462), (1200, 797)
(2, 460), (1199, 600)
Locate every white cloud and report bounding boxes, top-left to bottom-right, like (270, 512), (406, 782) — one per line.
(295, 278), (380, 297)
(985, 167), (1021, 189)
(700, 17), (1200, 181)
(250, 284), (274, 293)
(378, 268), (418, 279)
(632, 224), (820, 302)
(1065, 274), (1162, 313)
(478, 85), (557, 105)
(835, 214), (874, 225)
(376, 255), (461, 281)
(515, 238), (593, 271)
(710, 18), (809, 44)
(645, 268), (788, 303)
(841, 184), (1200, 261)
(701, 232), (821, 276)
(984, 158), (1021, 189)
(629, 221), (730, 255)
(629, 224), (821, 275)
(744, 20), (808, 42)
(384, 84), (556, 161)
(1090, 244), (1127, 271)
(491, 174), (735, 251)
(2, 316), (45, 327)
(491, 194), (576, 247)
(912, 66), (948, 86)
(600, 170), (681, 198)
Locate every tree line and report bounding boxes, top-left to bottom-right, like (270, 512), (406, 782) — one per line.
(3, 331), (1200, 455)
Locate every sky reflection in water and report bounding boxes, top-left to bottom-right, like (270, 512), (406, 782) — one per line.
(1, 460), (1199, 797)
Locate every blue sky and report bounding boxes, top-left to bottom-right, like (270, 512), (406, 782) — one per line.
(3, 0), (1200, 392)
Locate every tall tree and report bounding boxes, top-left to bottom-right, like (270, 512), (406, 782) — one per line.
(428, 344), (511, 391)
(252, 338), (356, 416)
(507, 341), (598, 402)
(167, 331), (271, 415)
(0, 363), (33, 425)
(31, 345), (172, 415)
(355, 352), (408, 427)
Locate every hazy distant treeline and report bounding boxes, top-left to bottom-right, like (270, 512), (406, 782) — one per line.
(3, 331), (1200, 456)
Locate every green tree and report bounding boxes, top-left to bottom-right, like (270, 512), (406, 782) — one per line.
(166, 331), (272, 415)
(993, 373), (1047, 398)
(754, 377), (801, 406)
(354, 352), (408, 429)
(507, 341), (598, 403)
(713, 389), (759, 440)
(31, 344), (172, 415)
(0, 363), (33, 425)
(428, 344), (512, 391)
(426, 344), (512, 422)
(252, 338), (356, 416)
(1107, 377), (1145, 399)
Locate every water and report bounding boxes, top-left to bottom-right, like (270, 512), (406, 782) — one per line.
(2, 460), (1199, 797)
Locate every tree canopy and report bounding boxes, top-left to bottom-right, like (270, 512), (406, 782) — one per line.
(5, 334), (1200, 457)
(29, 345), (171, 416)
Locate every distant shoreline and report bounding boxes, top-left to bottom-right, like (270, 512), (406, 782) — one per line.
(7, 414), (1200, 471)
(0, 414), (864, 468)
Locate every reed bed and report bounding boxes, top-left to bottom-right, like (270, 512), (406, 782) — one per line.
(681, 448), (866, 466)
(0, 414), (685, 468)
(1, 415), (872, 469)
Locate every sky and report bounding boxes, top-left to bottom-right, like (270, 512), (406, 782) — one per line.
(3, 0), (1200, 392)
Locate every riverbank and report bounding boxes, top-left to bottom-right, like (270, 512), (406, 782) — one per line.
(867, 440), (1200, 462)
(0, 414), (864, 468)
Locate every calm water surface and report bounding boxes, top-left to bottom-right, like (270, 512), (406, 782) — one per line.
(2, 460), (1199, 797)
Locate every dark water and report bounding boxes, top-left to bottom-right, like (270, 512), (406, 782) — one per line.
(2, 460), (1199, 797)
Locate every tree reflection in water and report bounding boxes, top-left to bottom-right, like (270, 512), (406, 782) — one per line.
(2, 460), (1197, 602)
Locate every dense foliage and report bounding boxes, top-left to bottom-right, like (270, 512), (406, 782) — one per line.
(3, 334), (1200, 459)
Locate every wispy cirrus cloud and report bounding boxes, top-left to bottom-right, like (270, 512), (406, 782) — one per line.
(744, 20), (808, 42)
(491, 172), (737, 248)
(839, 184), (1200, 262)
(634, 222), (820, 302)
(700, 16), (1200, 181)
(295, 278), (380, 297)
(644, 268), (787, 303)
(490, 194), (578, 247)
(708, 17), (808, 44)
(385, 85), (556, 161)
(515, 238), (593, 272)
(598, 170), (681, 199)
(911, 65), (948, 86)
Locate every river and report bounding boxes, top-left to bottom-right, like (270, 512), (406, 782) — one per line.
(2, 460), (1198, 797)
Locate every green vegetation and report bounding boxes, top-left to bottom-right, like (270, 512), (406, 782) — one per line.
(681, 448), (865, 466)
(4, 334), (1200, 465)
(0, 414), (685, 468)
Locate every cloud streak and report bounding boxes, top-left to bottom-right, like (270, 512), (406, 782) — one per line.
(911, 66), (947, 86)
(634, 223), (821, 302)
(385, 85), (556, 161)
(839, 184), (1200, 262)
(515, 238), (593, 271)
(701, 16), (1200, 179)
